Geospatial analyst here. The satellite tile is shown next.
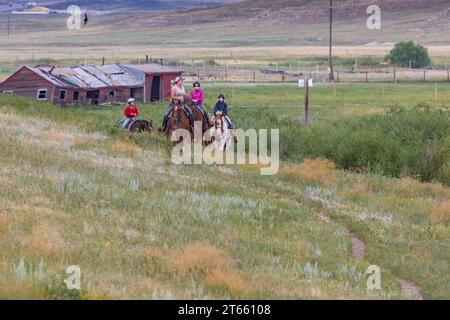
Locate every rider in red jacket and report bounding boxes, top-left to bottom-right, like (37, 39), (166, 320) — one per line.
(123, 98), (139, 128)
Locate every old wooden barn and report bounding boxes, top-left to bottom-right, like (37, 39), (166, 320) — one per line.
(0, 63), (183, 105)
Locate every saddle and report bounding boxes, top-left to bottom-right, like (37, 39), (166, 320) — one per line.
(118, 118), (135, 129)
(168, 104), (190, 119)
(127, 119), (137, 130)
(192, 103), (205, 117)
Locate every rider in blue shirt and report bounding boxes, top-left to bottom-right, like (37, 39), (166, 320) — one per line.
(213, 93), (234, 129)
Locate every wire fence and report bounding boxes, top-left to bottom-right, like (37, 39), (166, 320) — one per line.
(136, 58), (449, 84)
(179, 65), (450, 84)
(3, 54), (450, 84)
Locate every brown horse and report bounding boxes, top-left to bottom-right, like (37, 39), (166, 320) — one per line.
(187, 101), (212, 144)
(128, 119), (153, 133)
(116, 118), (153, 134)
(188, 101), (210, 132)
(165, 100), (192, 145)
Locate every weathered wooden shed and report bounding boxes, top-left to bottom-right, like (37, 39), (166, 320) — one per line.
(0, 63), (183, 105)
(122, 64), (183, 103)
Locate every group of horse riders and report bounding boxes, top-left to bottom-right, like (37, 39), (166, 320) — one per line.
(121, 77), (235, 138)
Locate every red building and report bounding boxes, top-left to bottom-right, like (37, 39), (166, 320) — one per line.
(0, 63), (183, 105)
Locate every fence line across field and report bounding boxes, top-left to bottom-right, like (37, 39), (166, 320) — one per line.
(6, 54), (450, 84)
(182, 67), (450, 84)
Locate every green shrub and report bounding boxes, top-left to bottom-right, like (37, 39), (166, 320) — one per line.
(297, 104), (449, 185)
(206, 59), (219, 66)
(37, 276), (82, 300)
(386, 41), (431, 68)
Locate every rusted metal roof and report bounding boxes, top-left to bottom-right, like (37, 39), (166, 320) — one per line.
(125, 63), (183, 74)
(27, 63), (183, 89)
(97, 64), (143, 87)
(28, 66), (74, 87)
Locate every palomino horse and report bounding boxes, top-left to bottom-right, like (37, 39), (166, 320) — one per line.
(208, 113), (233, 151)
(165, 100), (192, 145)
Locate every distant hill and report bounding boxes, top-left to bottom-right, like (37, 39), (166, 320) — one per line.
(180, 0), (450, 24)
(137, 0), (450, 45)
(1, 0), (449, 48)
(0, 0), (239, 12)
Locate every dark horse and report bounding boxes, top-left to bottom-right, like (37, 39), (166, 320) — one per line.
(187, 101), (211, 133)
(187, 101), (211, 145)
(164, 100), (192, 145)
(128, 119), (153, 133)
(117, 119), (153, 133)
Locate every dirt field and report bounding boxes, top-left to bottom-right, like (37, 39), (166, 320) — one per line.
(1, 45), (450, 63)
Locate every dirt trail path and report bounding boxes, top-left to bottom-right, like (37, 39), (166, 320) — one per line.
(396, 278), (423, 300)
(318, 212), (424, 300)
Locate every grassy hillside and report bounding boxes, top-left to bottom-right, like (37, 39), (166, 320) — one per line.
(0, 0), (237, 11)
(0, 83), (448, 299)
(0, 0), (450, 62)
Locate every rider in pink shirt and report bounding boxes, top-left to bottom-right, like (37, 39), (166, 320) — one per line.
(189, 81), (212, 127)
(189, 84), (204, 105)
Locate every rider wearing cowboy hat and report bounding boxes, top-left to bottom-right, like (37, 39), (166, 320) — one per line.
(160, 77), (195, 131)
(123, 98), (139, 128)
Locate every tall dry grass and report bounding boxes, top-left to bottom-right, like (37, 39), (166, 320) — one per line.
(166, 243), (247, 294)
(282, 158), (339, 184)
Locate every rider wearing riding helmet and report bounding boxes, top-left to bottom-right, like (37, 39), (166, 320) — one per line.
(214, 93), (238, 143)
(189, 81), (213, 127)
(160, 77), (195, 131)
(213, 93), (234, 129)
(123, 98), (139, 128)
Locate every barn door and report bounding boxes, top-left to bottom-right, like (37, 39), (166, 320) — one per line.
(86, 90), (100, 105)
(151, 76), (161, 102)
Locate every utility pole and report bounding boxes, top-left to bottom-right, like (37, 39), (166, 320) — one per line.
(7, 14), (10, 38)
(328, 0), (335, 81)
(304, 77), (310, 124)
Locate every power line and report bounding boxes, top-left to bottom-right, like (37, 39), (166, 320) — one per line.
(329, 0), (334, 81)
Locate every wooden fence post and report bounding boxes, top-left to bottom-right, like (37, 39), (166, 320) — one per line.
(447, 69), (449, 82)
(225, 64), (228, 82)
(366, 71), (368, 83)
(435, 83), (438, 101)
(232, 86), (235, 105)
(423, 70), (426, 82)
(393, 69), (396, 84)
(304, 78), (310, 124)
